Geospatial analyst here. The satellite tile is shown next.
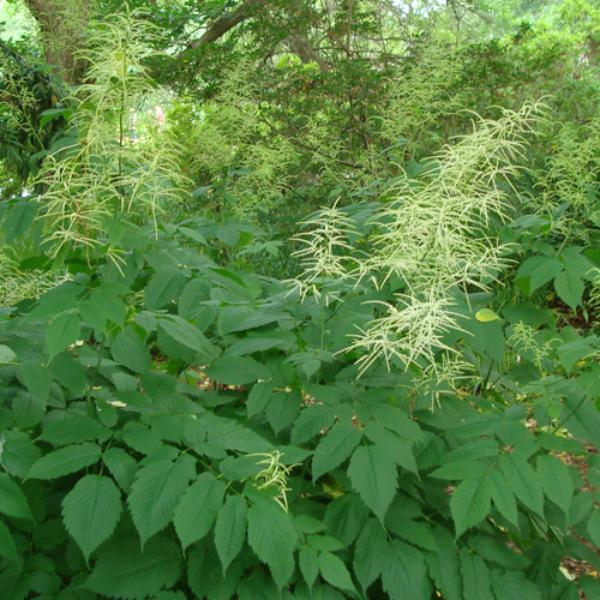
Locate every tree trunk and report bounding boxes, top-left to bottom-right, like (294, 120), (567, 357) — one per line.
(24, 0), (89, 84)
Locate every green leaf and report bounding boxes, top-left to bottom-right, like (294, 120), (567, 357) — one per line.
(347, 445), (398, 522)
(178, 226), (207, 246)
(0, 522), (18, 563)
(205, 356), (267, 386)
(580, 576), (600, 600)
(489, 470), (519, 527)
(324, 494), (369, 546)
(85, 536), (182, 599)
(27, 443), (101, 480)
(381, 539), (431, 600)
(318, 551), (356, 594)
(490, 570), (542, 600)
(499, 454), (544, 516)
(426, 527), (462, 600)
(247, 382), (273, 418)
(554, 269), (584, 310)
(560, 395), (600, 445)
(144, 269), (187, 310)
(460, 550), (494, 600)
(450, 475), (492, 538)
(312, 421), (362, 482)
(46, 312), (80, 359)
(431, 460), (490, 480)
(364, 422), (418, 475)
(0, 473), (32, 520)
(128, 454), (195, 548)
(111, 326), (152, 374)
(291, 405), (336, 446)
(266, 391), (302, 433)
(387, 516), (436, 551)
(20, 360), (50, 403)
(529, 257), (562, 292)
(4, 201), (37, 242)
(157, 315), (220, 363)
(1, 431), (42, 478)
(39, 415), (110, 446)
(228, 333), (294, 356)
(174, 472), (225, 551)
(215, 495), (247, 574)
(103, 447), (138, 494)
(353, 518), (386, 591)
(475, 308), (501, 322)
(588, 510), (600, 547)
(299, 547), (318, 591)
(0, 345), (17, 364)
(247, 499), (298, 590)
(62, 475), (123, 563)
(536, 455), (573, 515)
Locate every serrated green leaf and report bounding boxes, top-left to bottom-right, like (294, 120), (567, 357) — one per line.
(381, 539), (431, 600)
(27, 443), (101, 480)
(554, 269), (584, 310)
(20, 360), (50, 403)
(157, 315), (220, 363)
(387, 516), (436, 551)
(299, 546), (319, 591)
(205, 355), (267, 385)
(4, 201), (37, 242)
(588, 510), (600, 547)
(174, 472), (225, 551)
(364, 422), (418, 475)
(529, 257), (562, 292)
(266, 391), (301, 433)
(499, 454), (544, 517)
(295, 515), (325, 534)
(426, 527), (462, 600)
(324, 494), (369, 546)
(348, 445), (398, 523)
(1, 431), (42, 478)
(431, 460), (490, 480)
(353, 518), (386, 591)
(490, 570), (541, 600)
(0, 473), (32, 520)
(215, 495), (247, 574)
(85, 536), (182, 599)
(560, 395), (600, 446)
(312, 421), (362, 482)
(489, 470), (519, 527)
(460, 550), (494, 600)
(62, 475), (123, 563)
(144, 269), (187, 310)
(39, 415), (110, 445)
(247, 499), (298, 590)
(291, 405), (336, 446)
(103, 447), (138, 494)
(247, 382), (273, 418)
(46, 312), (80, 359)
(0, 521), (19, 563)
(228, 333), (294, 356)
(318, 551), (356, 593)
(536, 455), (573, 515)
(128, 454), (196, 547)
(450, 475), (492, 538)
(111, 326), (152, 374)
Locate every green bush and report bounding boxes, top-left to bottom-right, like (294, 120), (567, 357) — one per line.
(0, 190), (599, 599)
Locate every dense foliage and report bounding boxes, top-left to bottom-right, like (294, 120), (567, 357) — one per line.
(0, 1), (599, 599)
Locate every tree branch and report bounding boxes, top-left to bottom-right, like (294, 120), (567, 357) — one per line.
(187, 1), (255, 50)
